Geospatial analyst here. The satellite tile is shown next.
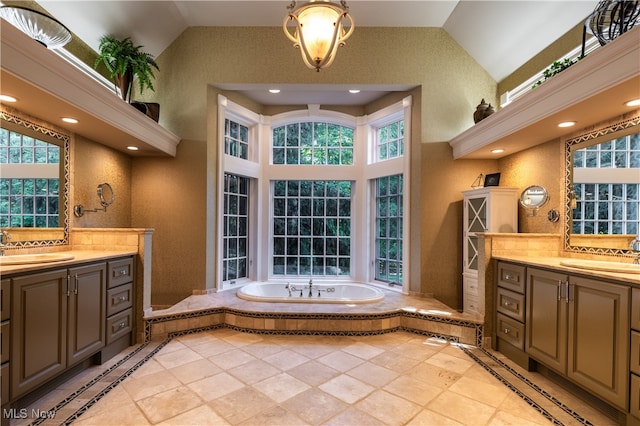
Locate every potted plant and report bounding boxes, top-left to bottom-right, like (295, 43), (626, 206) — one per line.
(94, 36), (160, 119)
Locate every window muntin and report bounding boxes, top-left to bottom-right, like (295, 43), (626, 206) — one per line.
(272, 180), (351, 276)
(374, 174), (403, 285)
(223, 173), (249, 282)
(376, 120), (404, 162)
(573, 132), (640, 168)
(272, 122), (354, 165)
(0, 128), (60, 228)
(572, 132), (639, 235)
(224, 118), (249, 160)
(572, 183), (638, 235)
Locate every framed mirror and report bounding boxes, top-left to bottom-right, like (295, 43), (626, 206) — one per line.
(0, 108), (69, 247)
(564, 113), (640, 256)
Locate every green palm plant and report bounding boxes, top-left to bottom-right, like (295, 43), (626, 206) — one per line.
(94, 36), (159, 102)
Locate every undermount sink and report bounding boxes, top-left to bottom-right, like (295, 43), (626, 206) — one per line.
(559, 259), (640, 275)
(0, 253), (75, 265)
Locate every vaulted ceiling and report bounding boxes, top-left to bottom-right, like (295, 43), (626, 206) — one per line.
(37, 1), (597, 83)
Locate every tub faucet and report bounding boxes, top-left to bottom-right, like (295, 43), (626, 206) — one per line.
(0, 230), (11, 256)
(308, 279), (313, 297)
(285, 282), (292, 296)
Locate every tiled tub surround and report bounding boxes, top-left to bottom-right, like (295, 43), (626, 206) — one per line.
(145, 289), (483, 345)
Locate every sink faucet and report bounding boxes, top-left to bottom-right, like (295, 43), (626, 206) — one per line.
(630, 236), (640, 264)
(308, 279), (313, 297)
(0, 230), (11, 256)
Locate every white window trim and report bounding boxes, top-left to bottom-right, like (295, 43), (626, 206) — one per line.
(217, 96), (412, 294)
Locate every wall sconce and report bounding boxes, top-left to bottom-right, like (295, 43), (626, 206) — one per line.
(569, 189), (578, 209)
(74, 183), (115, 217)
(283, 0), (355, 71)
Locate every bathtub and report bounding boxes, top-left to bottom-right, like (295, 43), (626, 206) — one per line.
(237, 282), (384, 304)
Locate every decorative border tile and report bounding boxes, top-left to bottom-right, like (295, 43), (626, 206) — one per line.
(144, 306), (482, 346)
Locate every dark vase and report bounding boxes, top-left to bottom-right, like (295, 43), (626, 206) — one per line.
(473, 99), (489, 123)
(130, 101), (160, 122)
(116, 69), (133, 102)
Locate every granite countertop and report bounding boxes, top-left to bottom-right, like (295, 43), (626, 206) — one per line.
(493, 255), (640, 285)
(0, 250), (137, 275)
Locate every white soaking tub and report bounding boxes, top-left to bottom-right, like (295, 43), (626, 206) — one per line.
(237, 282), (384, 304)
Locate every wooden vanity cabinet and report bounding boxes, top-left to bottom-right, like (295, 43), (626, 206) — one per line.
(1, 279), (10, 426)
(9, 263), (106, 400)
(526, 267), (630, 409)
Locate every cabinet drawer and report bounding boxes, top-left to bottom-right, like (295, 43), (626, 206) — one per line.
(497, 287), (525, 322)
(497, 262), (525, 293)
(464, 293), (480, 314)
(106, 308), (132, 345)
(107, 258), (134, 289)
(106, 283), (133, 317)
(1, 362), (8, 405)
(631, 374), (640, 419)
(464, 275), (480, 297)
(0, 321), (8, 364)
(632, 331), (640, 376)
(1, 279), (9, 321)
(496, 312), (524, 350)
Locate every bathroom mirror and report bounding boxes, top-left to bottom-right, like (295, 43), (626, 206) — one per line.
(0, 108), (69, 247)
(519, 185), (549, 210)
(565, 114), (640, 256)
(74, 182), (115, 217)
(98, 182), (115, 207)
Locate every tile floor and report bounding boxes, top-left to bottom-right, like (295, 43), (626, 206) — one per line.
(13, 327), (618, 426)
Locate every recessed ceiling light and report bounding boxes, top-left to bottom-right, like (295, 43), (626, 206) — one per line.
(558, 121), (576, 128)
(348, 89), (360, 94)
(491, 148), (504, 154)
(626, 99), (640, 107)
(269, 89), (281, 94)
(127, 146), (139, 151)
(0, 95), (17, 103)
(62, 117), (78, 124)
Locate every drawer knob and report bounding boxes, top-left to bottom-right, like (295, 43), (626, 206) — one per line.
(504, 328), (511, 334)
(503, 301), (511, 306)
(504, 274), (512, 280)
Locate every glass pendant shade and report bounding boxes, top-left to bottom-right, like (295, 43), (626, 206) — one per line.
(0, 6), (72, 49)
(283, 1), (354, 71)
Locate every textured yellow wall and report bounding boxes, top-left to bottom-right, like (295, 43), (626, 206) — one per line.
(72, 135), (131, 228)
(151, 27), (497, 143)
(498, 139), (564, 235)
(131, 140), (207, 307)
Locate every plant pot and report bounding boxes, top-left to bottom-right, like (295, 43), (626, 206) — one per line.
(130, 101), (160, 122)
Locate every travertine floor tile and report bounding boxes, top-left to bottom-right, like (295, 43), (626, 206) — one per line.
(187, 372), (245, 402)
(282, 388), (348, 424)
(252, 372), (310, 403)
(136, 386), (203, 424)
(319, 374), (375, 404)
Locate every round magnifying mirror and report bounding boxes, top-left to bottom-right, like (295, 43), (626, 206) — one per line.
(519, 185), (549, 209)
(97, 183), (115, 208)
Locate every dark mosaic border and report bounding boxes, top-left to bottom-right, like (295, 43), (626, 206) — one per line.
(471, 346), (594, 425)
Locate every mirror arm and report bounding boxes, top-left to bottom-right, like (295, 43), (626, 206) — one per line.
(74, 183), (115, 217)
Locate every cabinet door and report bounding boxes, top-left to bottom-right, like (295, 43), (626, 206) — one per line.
(463, 196), (486, 272)
(567, 276), (629, 409)
(525, 268), (567, 373)
(11, 269), (68, 399)
(67, 263), (106, 366)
